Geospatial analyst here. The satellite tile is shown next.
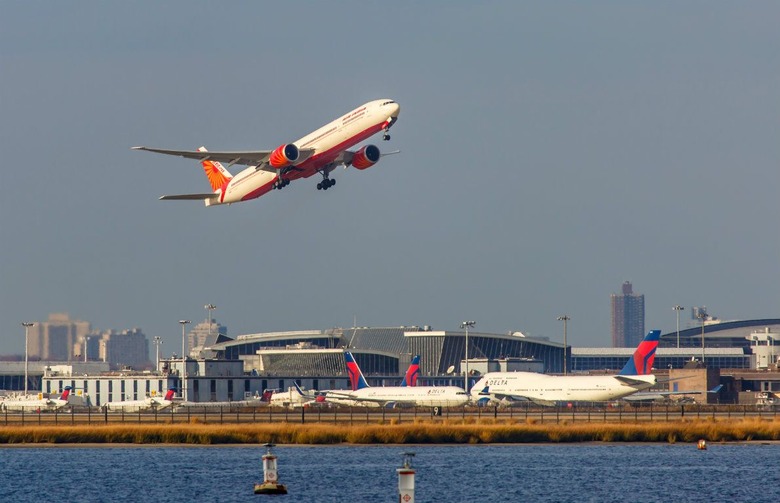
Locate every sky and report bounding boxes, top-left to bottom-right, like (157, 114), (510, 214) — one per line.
(2, 2), (779, 355)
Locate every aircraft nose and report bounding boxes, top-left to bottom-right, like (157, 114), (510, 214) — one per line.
(390, 102), (400, 118)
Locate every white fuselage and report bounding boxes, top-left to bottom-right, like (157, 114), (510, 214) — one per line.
(218, 99), (400, 204)
(174, 398), (268, 409)
(104, 397), (173, 412)
(0, 396), (68, 412)
(471, 372), (657, 405)
(326, 386), (470, 408)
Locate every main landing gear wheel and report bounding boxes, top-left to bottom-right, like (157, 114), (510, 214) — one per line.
(275, 178), (290, 190)
(317, 178), (335, 191)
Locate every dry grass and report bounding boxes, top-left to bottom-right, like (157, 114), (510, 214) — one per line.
(0, 418), (779, 445)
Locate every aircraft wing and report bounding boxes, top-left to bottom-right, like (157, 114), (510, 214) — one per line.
(624, 385), (723, 402)
(159, 193), (218, 201)
(132, 146), (315, 171)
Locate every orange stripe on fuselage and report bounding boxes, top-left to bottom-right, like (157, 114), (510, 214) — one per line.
(238, 121), (386, 202)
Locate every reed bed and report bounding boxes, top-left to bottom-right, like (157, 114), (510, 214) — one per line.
(1, 419), (779, 445)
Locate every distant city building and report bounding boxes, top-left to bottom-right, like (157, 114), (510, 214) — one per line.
(610, 281), (645, 348)
(93, 328), (150, 370)
(187, 318), (227, 359)
(27, 313), (91, 361)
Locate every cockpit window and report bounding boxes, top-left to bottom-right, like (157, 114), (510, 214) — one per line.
(382, 101), (395, 106)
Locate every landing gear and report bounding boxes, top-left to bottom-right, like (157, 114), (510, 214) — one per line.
(317, 178), (336, 191)
(275, 178), (290, 190)
(383, 131), (391, 141)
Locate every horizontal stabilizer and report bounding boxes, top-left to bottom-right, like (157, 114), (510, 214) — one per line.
(159, 194), (217, 201)
(614, 375), (654, 387)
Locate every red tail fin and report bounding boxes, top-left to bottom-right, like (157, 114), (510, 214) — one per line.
(164, 388), (175, 401)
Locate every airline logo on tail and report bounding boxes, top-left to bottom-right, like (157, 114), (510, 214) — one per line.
(60, 386), (73, 401)
(618, 330), (661, 376)
(198, 146), (232, 192)
(260, 390), (273, 402)
(400, 355), (420, 387)
(344, 352), (369, 390)
(163, 388), (176, 401)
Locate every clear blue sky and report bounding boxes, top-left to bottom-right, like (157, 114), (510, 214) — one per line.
(2, 2), (779, 354)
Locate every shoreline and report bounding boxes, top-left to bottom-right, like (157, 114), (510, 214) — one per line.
(1, 418), (779, 446)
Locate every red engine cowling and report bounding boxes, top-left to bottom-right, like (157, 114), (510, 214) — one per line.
(269, 143), (300, 169)
(351, 145), (381, 170)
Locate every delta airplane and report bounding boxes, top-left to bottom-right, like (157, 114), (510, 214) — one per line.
(322, 352), (469, 408)
(471, 330), (662, 406)
(132, 99), (400, 205)
(0, 386), (73, 412)
(102, 388), (176, 413)
(175, 389), (273, 409)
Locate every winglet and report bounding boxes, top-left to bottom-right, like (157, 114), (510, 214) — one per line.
(618, 330), (661, 376)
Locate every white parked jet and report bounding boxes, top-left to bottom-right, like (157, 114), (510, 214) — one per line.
(0, 386), (73, 412)
(322, 352), (469, 408)
(102, 388), (176, 413)
(471, 330), (661, 406)
(174, 389), (273, 409)
(133, 99), (400, 205)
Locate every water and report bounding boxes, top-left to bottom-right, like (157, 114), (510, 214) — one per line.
(1, 443), (779, 502)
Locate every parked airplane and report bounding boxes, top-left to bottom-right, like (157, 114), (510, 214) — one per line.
(132, 99), (401, 205)
(174, 389), (273, 409)
(400, 355), (420, 387)
(472, 330), (662, 406)
(322, 352), (469, 408)
(102, 388), (176, 413)
(0, 386), (73, 412)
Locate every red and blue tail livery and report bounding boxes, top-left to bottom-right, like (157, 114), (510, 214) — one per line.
(618, 330), (661, 376)
(400, 355), (420, 387)
(344, 351), (369, 391)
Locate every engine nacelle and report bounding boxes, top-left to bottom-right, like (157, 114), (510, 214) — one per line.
(351, 145), (381, 170)
(269, 143), (300, 169)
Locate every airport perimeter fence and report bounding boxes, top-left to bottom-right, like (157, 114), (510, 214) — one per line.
(2, 403), (779, 426)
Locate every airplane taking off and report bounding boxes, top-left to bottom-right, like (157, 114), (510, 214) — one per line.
(472, 330), (662, 406)
(132, 99), (400, 205)
(0, 386), (73, 412)
(102, 388), (176, 413)
(322, 352), (469, 408)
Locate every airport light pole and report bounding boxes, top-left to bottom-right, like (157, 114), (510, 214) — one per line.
(22, 322), (34, 396)
(460, 321), (475, 392)
(697, 310), (707, 366)
(153, 336), (163, 371)
(557, 315), (570, 375)
(205, 304), (216, 341)
(179, 320), (191, 401)
(673, 305), (684, 349)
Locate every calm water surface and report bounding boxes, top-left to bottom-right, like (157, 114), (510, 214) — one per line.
(1, 443), (779, 502)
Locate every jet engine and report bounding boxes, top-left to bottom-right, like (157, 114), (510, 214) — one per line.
(269, 143), (300, 168)
(351, 144), (381, 170)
